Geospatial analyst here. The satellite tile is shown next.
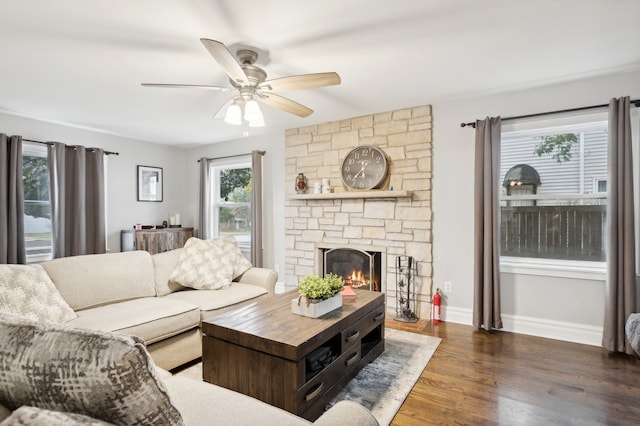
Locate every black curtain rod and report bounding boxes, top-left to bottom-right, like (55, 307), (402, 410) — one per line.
(23, 138), (119, 156)
(460, 99), (640, 129)
(197, 150), (266, 162)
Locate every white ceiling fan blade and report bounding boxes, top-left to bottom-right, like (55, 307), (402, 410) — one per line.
(141, 83), (231, 92)
(257, 93), (313, 118)
(259, 72), (341, 92)
(200, 38), (249, 86)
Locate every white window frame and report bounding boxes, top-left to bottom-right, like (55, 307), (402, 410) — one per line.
(593, 177), (607, 194)
(22, 142), (53, 263)
(208, 156), (252, 251)
(500, 112), (610, 279)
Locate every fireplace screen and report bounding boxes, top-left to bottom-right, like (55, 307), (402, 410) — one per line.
(323, 248), (381, 291)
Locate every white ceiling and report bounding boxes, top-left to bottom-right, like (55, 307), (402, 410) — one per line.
(0, 0), (638, 147)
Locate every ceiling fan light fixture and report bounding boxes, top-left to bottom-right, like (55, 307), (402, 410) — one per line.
(243, 99), (262, 123)
(224, 103), (242, 125)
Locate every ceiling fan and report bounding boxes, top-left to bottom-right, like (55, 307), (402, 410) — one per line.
(142, 38), (341, 125)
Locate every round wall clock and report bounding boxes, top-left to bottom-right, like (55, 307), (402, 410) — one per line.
(341, 145), (388, 190)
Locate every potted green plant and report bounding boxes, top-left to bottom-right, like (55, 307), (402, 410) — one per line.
(292, 274), (344, 318)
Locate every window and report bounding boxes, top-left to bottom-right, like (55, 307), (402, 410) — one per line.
(22, 143), (52, 262)
(500, 119), (608, 268)
(210, 158), (252, 259)
(594, 178), (607, 193)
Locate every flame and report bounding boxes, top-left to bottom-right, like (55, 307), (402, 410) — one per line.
(346, 269), (369, 288)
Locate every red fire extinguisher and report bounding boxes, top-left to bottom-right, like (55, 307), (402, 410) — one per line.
(433, 288), (442, 324)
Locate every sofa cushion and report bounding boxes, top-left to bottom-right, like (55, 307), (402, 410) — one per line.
(163, 376), (309, 426)
(0, 264), (76, 323)
(152, 248), (188, 296)
(163, 284), (267, 321)
(0, 314), (184, 425)
(41, 251), (156, 311)
(169, 237), (236, 290)
(0, 406), (114, 425)
(70, 297), (200, 345)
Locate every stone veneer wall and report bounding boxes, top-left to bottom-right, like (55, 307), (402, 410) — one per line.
(284, 105), (432, 318)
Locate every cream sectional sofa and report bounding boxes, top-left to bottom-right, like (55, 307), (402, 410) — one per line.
(39, 247), (277, 370)
(0, 314), (379, 426)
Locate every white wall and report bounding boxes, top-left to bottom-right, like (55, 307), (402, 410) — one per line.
(184, 133), (285, 272)
(431, 70), (640, 345)
(0, 112), (188, 252)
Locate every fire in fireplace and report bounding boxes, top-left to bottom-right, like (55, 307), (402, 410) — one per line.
(322, 248), (381, 291)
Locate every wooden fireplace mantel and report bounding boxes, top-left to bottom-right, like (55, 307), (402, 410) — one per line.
(287, 190), (412, 201)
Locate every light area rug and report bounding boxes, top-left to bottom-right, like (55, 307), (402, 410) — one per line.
(175, 328), (440, 426)
(327, 328), (440, 425)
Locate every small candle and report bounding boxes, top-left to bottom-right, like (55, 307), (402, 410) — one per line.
(175, 213), (180, 225)
(170, 216), (176, 226)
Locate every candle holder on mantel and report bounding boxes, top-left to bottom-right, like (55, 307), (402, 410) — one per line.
(394, 255), (418, 323)
(295, 173), (308, 194)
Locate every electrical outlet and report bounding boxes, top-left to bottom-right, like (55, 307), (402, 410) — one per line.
(274, 264), (280, 273)
(444, 281), (452, 293)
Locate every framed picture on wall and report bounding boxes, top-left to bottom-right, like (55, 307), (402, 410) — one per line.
(137, 165), (163, 202)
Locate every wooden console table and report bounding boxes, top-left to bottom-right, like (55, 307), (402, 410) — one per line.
(202, 290), (385, 421)
(134, 227), (193, 254)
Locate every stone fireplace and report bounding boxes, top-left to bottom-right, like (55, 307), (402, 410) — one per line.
(321, 247), (382, 291)
(284, 105), (432, 318)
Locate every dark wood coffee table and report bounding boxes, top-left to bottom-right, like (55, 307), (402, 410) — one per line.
(201, 289), (385, 421)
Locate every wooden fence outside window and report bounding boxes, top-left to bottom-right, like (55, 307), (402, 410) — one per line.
(500, 205), (606, 262)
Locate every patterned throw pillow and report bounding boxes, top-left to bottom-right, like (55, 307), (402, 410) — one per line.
(0, 314), (184, 426)
(0, 264), (76, 323)
(1, 406), (114, 425)
(169, 237), (246, 290)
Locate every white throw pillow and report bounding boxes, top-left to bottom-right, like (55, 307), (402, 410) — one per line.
(222, 236), (253, 279)
(169, 237), (236, 290)
(0, 264), (76, 323)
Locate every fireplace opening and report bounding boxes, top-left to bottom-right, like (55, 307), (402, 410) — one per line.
(322, 248), (381, 291)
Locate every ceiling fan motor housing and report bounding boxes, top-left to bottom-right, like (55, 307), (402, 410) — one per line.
(232, 63), (267, 89)
(237, 49), (258, 65)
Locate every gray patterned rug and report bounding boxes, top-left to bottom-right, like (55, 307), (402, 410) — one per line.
(175, 328), (440, 426)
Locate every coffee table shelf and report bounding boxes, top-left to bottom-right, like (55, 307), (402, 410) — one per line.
(201, 289), (385, 421)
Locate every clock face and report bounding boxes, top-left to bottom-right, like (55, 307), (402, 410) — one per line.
(341, 145), (388, 190)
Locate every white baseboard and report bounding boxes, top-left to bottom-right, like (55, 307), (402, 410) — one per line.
(442, 306), (602, 347)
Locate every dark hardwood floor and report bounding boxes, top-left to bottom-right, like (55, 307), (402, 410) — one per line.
(385, 319), (640, 426)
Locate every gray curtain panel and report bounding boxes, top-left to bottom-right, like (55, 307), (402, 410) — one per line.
(603, 96), (637, 354)
(0, 134), (26, 264)
(48, 142), (106, 258)
(198, 158), (212, 240)
(251, 150), (264, 267)
(473, 117), (503, 331)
